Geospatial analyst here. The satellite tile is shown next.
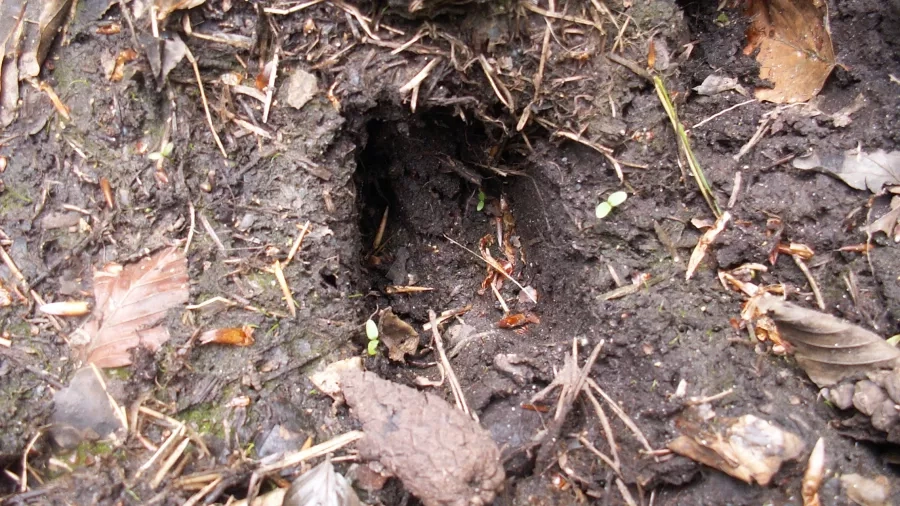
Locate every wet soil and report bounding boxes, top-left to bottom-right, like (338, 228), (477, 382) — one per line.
(1, 0), (899, 504)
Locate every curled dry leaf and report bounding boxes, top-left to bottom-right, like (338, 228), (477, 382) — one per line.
(282, 459), (361, 506)
(793, 149), (900, 193)
(154, 0), (205, 21)
(340, 370), (505, 506)
(744, 0), (835, 103)
(379, 308), (419, 362)
(198, 325), (255, 346)
(668, 411), (805, 485)
(756, 295), (900, 386)
(840, 473), (891, 506)
(75, 246), (190, 368)
(686, 211), (731, 281)
(39, 300), (91, 316)
(309, 357), (364, 402)
(802, 438), (825, 506)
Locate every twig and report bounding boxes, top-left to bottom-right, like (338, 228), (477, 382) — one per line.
(264, 0), (324, 15)
(262, 51), (279, 123)
(273, 260), (297, 317)
(198, 213), (226, 253)
(247, 430), (364, 501)
(183, 47), (227, 158)
(793, 254), (825, 310)
(151, 436), (191, 489)
(477, 55), (515, 112)
(552, 129), (623, 182)
(330, 0), (381, 40)
(692, 99), (756, 130)
(181, 476), (224, 506)
(517, 17), (552, 131)
(586, 378), (654, 455)
(727, 171), (742, 209)
(583, 388), (621, 471)
(523, 2), (604, 34)
(399, 57), (441, 113)
(136, 423), (186, 479)
(285, 221), (311, 267)
(578, 434), (620, 478)
(20, 432), (41, 492)
(429, 310), (475, 421)
(733, 114), (772, 162)
(443, 235), (536, 303)
(616, 479), (638, 506)
(490, 283), (510, 314)
(685, 387), (734, 406)
(422, 304), (472, 331)
(184, 201), (196, 255)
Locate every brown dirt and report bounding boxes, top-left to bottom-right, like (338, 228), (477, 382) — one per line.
(1, 0), (899, 504)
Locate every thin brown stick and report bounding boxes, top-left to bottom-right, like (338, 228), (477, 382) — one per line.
(20, 432), (41, 492)
(264, 0), (324, 15)
(184, 47), (227, 158)
(692, 99), (756, 130)
(587, 378), (654, 455)
(429, 310), (475, 421)
(793, 254), (825, 310)
(136, 423), (186, 479)
(198, 213), (226, 253)
(523, 3), (604, 34)
(151, 436), (190, 489)
(477, 55), (515, 112)
(685, 387), (734, 406)
(285, 221), (312, 267)
(184, 201), (196, 255)
(583, 388), (621, 470)
(181, 476), (223, 506)
(273, 260), (297, 317)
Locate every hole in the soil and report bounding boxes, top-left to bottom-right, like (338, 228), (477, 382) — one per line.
(354, 108), (497, 303)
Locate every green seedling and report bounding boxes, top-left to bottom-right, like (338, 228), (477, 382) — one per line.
(887, 334), (900, 346)
(595, 191), (628, 219)
(148, 141), (174, 161)
(365, 319), (379, 356)
(476, 189), (486, 212)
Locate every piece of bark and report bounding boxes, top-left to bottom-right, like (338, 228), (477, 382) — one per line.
(340, 370), (504, 506)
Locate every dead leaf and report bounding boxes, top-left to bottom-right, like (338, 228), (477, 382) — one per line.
(198, 325), (254, 346)
(793, 149), (900, 193)
(756, 295), (900, 386)
(744, 0), (835, 103)
(379, 308), (419, 362)
(309, 357), (364, 402)
(669, 412), (805, 485)
(686, 211), (731, 281)
(864, 197), (900, 241)
(282, 459), (361, 506)
(75, 247), (190, 368)
(841, 473), (891, 506)
(802, 438), (825, 506)
(282, 67), (319, 109)
(19, 0), (75, 79)
(693, 74), (747, 96)
(50, 366), (126, 449)
(154, 0), (205, 21)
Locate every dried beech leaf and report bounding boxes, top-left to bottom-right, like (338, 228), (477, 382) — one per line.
(378, 308), (419, 362)
(283, 459), (361, 506)
(669, 412), (805, 485)
(793, 149), (900, 193)
(744, 0), (835, 103)
(154, 0), (205, 21)
(19, 0), (74, 79)
(840, 473), (891, 506)
(757, 295), (900, 386)
(340, 370), (505, 506)
(76, 247), (190, 368)
(864, 204), (900, 240)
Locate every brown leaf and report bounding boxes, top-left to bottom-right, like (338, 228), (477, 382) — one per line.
(19, 0), (74, 79)
(757, 295), (900, 386)
(379, 308), (419, 362)
(669, 412), (805, 485)
(744, 0), (835, 103)
(77, 247), (190, 368)
(154, 0), (206, 21)
(793, 149), (900, 193)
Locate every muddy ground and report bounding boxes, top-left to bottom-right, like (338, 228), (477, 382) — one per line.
(1, 0), (899, 504)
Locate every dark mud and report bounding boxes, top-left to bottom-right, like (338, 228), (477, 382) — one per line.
(1, 0), (899, 504)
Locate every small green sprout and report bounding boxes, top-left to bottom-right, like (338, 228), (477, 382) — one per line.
(595, 191), (628, 219)
(476, 189), (486, 212)
(148, 142), (174, 161)
(887, 334), (900, 346)
(365, 319), (379, 356)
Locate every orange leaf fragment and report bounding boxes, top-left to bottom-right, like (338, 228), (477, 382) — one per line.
(744, 0), (835, 103)
(498, 312), (540, 329)
(199, 325), (255, 346)
(76, 246), (190, 368)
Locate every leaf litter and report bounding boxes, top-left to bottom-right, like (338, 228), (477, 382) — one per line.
(744, 0), (836, 103)
(74, 246), (190, 368)
(792, 148), (900, 193)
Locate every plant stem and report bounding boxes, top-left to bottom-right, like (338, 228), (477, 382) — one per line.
(653, 76), (722, 218)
